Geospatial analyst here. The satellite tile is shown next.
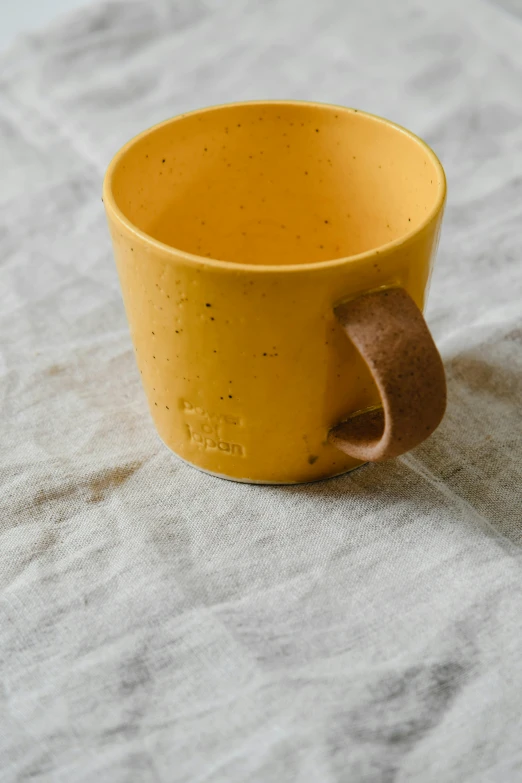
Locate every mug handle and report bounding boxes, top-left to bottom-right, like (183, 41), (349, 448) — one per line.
(328, 287), (446, 461)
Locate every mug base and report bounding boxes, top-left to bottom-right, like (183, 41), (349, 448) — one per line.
(164, 442), (367, 485)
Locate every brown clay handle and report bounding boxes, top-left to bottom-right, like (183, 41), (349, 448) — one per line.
(328, 287), (446, 462)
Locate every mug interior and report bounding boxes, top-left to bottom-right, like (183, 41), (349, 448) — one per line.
(109, 102), (444, 266)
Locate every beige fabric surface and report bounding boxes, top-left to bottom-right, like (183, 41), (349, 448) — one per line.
(1, 1), (521, 781)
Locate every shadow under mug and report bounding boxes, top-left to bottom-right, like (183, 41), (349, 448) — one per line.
(103, 101), (446, 484)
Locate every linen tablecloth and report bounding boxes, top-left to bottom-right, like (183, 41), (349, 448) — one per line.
(1, 0), (521, 780)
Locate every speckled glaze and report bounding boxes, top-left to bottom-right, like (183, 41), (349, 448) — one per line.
(103, 101), (446, 483)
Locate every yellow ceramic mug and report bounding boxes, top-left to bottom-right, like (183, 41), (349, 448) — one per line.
(103, 101), (446, 484)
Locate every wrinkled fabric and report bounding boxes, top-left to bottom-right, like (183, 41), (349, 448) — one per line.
(1, 1), (521, 781)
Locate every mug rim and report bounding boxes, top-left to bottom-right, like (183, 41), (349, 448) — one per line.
(103, 100), (446, 274)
